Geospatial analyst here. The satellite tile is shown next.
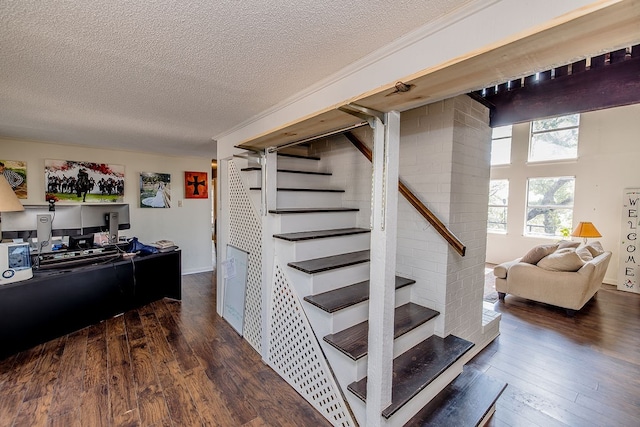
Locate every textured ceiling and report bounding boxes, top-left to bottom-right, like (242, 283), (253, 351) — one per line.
(0, 0), (474, 157)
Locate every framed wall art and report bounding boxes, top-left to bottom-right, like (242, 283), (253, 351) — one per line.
(140, 172), (171, 208)
(44, 160), (124, 203)
(0, 159), (27, 199)
(184, 171), (208, 199)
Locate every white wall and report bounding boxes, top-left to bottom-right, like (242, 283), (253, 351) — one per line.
(0, 137), (213, 274)
(486, 103), (640, 285)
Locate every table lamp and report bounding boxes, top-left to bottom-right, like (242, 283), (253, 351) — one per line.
(571, 221), (601, 244)
(0, 175), (24, 239)
(0, 175), (24, 212)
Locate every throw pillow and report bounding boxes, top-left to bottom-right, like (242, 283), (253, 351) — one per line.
(558, 240), (580, 249)
(537, 248), (585, 272)
(576, 245), (594, 262)
(584, 241), (605, 257)
(521, 243), (559, 264)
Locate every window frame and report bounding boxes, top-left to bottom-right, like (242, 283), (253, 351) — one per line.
(487, 179), (509, 233)
(528, 114), (580, 163)
(490, 125), (512, 166)
(524, 176), (575, 238)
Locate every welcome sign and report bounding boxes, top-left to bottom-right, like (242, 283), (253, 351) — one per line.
(619, 188), (640, 293)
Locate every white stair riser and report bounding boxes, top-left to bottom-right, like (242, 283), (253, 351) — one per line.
(275, 211), (358, 234)
(286, 263), (370, 295)
(277, 191), (343, 209)
(302, 285), (412, 340)
(331, 285), (412, 332)
(276, 156), (324, 171)
(275, 233), (370, 262)
(241, 170), (333, 188)
(278, 172), (332, 188)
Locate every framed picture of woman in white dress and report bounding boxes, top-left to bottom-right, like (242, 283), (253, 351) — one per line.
(140, 172), (171, 208)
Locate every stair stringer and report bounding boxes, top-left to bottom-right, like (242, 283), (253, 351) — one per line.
(268, 261), (357, 427)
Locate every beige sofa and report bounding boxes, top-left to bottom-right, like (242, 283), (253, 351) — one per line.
(494, 243), (611, 315)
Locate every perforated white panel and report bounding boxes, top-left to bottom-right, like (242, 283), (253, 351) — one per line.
(228, 160), (263, 353)
(269, 264), (355, 427)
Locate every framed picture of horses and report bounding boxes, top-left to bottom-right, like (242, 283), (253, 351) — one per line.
(44, 159), (125, 203)
(184, 171), (208, 199)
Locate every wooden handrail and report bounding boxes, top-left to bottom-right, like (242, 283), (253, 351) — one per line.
(344, 132), (466, 256)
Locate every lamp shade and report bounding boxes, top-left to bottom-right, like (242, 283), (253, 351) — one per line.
(571, 221), (602, 239)
(0, 175), (24, 212)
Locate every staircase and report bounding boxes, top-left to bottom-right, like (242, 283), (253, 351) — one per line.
(240, 150), (505, 427)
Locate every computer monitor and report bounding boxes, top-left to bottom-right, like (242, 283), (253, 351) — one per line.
(68, 233), (95, 250)
(81, 204), (130, 234)
(0, 205), (82, 241)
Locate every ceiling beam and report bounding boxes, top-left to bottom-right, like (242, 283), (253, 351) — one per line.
(479, 51), (640, 126)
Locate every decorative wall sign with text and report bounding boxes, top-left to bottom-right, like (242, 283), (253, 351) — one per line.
(619, 188), (640, 293)
(184, 171), (208, 199)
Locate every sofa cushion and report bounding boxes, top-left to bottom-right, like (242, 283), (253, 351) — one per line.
(537, 248), (585, 272)
(521, 243), (559, 264)
(558, 240), (580, 249)
(493, 258), (521, 279)
(576, 245), (594, 262)
(584, 241), (605, 257)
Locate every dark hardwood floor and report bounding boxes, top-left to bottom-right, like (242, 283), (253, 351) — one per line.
(0, 273), (331, 427)
(1, 272), (639, 426)
(475, 284), (640, 427)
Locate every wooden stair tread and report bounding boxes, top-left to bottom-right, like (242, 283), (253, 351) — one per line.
(241, 167), (331, 176)
(404, 368), (507, 427)
(304, 275), (413, 312)
(274, 227), (370, 242)
(249, 187), (344, 192)
(287, 250), (369, 274)
(323, 303), (439, 360)
(270, 207), (358, 214)
(347, 335), (474, 419)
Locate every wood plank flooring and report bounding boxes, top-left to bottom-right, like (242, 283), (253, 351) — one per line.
(474, 284), (640, 427)
(1, 272), (639, 426)
(0, 273), (331, 427)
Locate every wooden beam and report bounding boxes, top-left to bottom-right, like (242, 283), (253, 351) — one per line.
(486, 56), (640, 127)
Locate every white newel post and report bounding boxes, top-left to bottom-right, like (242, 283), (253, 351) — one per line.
(619, 188), (640, 293)
(261, 149), (278, 360)
(366, 111), (400, 426)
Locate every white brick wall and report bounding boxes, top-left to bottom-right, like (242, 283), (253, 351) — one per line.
(311, 94), (491, 344)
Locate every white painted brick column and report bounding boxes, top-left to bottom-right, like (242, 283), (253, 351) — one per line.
(366, 111), (400, 426)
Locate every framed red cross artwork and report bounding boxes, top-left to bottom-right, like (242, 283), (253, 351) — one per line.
(184, 171), (209, 199)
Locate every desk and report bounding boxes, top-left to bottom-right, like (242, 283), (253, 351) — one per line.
(0, 250), (181, 359)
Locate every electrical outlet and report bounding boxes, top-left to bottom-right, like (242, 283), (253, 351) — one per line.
(178, 200), (183, 207)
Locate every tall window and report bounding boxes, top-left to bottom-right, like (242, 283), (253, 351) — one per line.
(488, 179), (509, 232)
(491, 125), (512, 165)
(529, 114), (580, 162)
(525, 176), (575, 237)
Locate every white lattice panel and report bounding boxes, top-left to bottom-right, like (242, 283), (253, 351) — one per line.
(228, 160), (263, 353)
(269, 264), (355, 427)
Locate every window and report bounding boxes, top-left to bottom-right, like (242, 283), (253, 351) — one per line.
(490, 125), (512, 165)
(488, 179), (509, 232)
(525, 176), (575, 237)
(529, 114), (580, 162)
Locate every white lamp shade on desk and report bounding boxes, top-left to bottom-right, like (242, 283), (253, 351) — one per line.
(0, 175), (24, 212)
